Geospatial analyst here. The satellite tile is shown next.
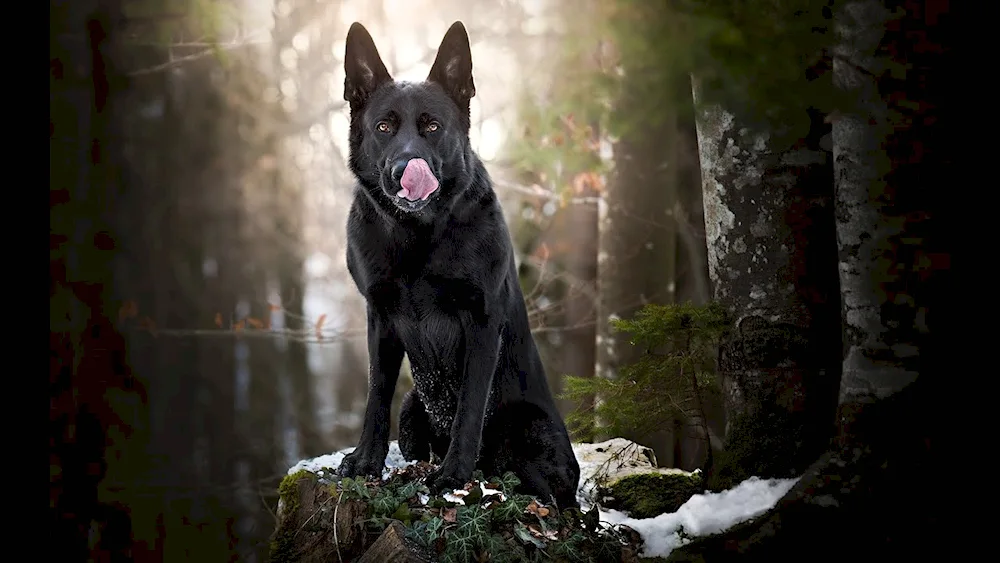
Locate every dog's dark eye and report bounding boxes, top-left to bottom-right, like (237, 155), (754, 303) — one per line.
(376, 121), (391, 133)
(426, 121), (440, 133)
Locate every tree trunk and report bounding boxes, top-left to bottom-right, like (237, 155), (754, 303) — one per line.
(279, 240), (324, 457)
(560, 178), (600, 436)
(667, 1), (953, 558)
(672, 90), (716, 470)
(50, 2), (147, 559)
(692, 78), (842, 488)
(830, 0), (930, 442)
(596, 103), (680, 465)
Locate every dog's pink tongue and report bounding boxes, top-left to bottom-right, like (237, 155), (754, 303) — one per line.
(397, 158), (439, 202)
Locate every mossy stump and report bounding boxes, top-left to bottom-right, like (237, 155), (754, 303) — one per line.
(271, 459), (647, 563)
(271, 471), (369, 563)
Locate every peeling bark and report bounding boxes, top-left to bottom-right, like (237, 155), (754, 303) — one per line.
(692, 78), (842, 486)
(831, 0), (926, 442)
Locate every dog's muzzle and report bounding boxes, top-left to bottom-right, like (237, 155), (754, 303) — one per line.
(391, 158), (439, 202)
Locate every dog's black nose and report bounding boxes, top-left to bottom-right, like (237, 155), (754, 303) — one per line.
(390, 159), (409, 183)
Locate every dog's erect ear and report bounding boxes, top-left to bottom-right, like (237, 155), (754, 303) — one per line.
(428, 21), (476, 109)
(344, 22), (391, 108)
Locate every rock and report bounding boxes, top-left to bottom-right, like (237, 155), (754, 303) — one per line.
(575, 438), (698, 482)
(575, 438), (702, 514)
(598, 472), (704, 519)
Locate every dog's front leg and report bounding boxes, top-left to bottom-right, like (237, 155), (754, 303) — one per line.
(338, 306), (404, 478)
(426, 322), (500, 492)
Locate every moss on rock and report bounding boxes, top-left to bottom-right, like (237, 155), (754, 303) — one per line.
(599, 472), (704, 519)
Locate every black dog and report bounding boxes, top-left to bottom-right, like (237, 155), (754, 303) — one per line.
(336, 21), (580, 509)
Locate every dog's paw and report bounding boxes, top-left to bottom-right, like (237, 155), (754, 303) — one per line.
(337, 448), (386, 478)
(425, 462), (472, 494)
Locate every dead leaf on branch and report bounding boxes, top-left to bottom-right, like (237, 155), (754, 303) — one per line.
(572, 171), (605, 194)
(315, 313), (327, 340)
(534, 243), (550, 262)
(138, 316), (157, 336)
(119, 300), (138, 323)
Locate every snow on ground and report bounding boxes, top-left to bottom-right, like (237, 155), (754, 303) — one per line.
(286, 441), (503, 505)
(287, 441), (414, 481)
(600, 476), (797, 558)
(287, 439), (798, 559)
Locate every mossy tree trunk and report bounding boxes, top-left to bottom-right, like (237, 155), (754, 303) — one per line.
(668, 2), (953, 559)
(692, 78), (843, 487)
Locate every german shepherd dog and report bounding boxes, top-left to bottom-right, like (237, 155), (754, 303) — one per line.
(336, 21), (580, 509)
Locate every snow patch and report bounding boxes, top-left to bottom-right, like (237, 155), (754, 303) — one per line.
(601, 476), (798, 558)
(287, 441), (414, 481)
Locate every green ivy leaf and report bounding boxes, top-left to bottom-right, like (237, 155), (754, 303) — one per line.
(391, 503), (412, 525)
(500, 471), (521, 494)
(338, 477), (371, 500)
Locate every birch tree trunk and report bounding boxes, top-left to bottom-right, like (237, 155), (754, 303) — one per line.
(692, 79), (842, 487)
(830, 0), (927, 442)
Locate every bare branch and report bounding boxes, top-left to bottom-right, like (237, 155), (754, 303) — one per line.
(493, 178), (601, 206)
(127, 29), (271, 77)
(125, 321), (607, 343)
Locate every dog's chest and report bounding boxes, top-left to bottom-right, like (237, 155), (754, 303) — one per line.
(409, 362), (459, 434)
(386, 276), (469, 435)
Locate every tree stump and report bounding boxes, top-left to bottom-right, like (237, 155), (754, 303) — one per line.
(271, 473), (368, 563)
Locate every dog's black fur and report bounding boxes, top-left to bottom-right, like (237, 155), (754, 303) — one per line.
(336, 21), (580, 509)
